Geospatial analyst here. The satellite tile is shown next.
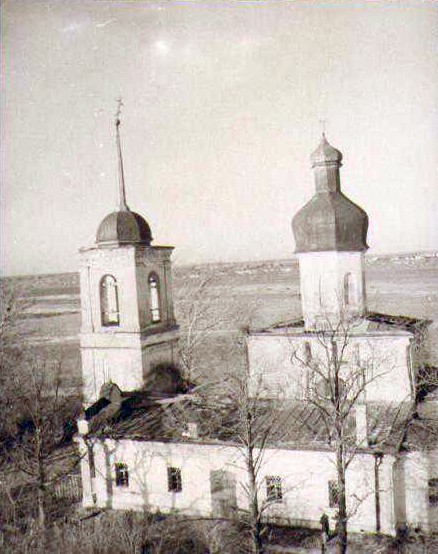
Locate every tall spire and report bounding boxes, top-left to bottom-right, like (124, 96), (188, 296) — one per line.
(115, 98), (129, 211)
(318, 117), (326, 136)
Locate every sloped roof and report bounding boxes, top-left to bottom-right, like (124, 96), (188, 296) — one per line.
(365, 312), (430, 333)
(84, 390), (174, 438)
(292, 192), (369, 253)
(83, 390), (415, 454)
(251, 312), (429, 337)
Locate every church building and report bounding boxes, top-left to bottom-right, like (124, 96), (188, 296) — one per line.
(79, 104), (180, 406)
(247, 135), (418, 405)
(76, 120), (438, 536)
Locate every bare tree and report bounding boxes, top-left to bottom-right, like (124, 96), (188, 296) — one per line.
(1, 283), (81, 531)
(288, 315), (415, 554)
(192, 346), (298, 554)
(173, 269), (223, 383)
(0, 280), (46, 457)
(4, 352), (81, 529)
(101, 349), (293, 553)
(173, 267), (258, 385)
(0, 282), (31, 444)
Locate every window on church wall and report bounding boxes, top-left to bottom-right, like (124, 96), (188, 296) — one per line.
(343, 273), (356, 307)
(115, 462), (129, 488)
(266, 475), (283, 502)
(148, 273), (161, 323)
(100, 275), (120, 326)
(167, 467), (182, 492)
(428, 478), (438, 505)
(328, 480), (339, 508)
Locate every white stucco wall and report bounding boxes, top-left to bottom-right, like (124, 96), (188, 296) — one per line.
(79, 244), (180, 404)
(298, 251), (366, 329)
(79, 437), (397, 535)
(429, 449), (438, 531)
(79, 245), (176, 334)
(402, 448), (438, 533)
(80, 247), (140, 333)
(80, 341), (144, 403)
(247, 332), (413, 403)
(403, 451), (429, 532)
(80, 330), (180, 403)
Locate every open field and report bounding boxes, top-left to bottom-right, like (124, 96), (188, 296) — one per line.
(3, 252), (437, 389)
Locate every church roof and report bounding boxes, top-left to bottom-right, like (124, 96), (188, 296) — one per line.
(292, 192), (369, 253)
(96, 209), (153, 246)
(82, 389), (415, 454)
(250, 312), (429, 336)
(365, 312), (430, 333)
(292, 135), (369, 253)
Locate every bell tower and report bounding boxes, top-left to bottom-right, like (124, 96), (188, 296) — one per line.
(292, 134), (369, 330)
(79, 101), (179, 405)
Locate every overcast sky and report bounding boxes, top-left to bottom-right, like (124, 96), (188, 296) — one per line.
(2, 1), (437, 276)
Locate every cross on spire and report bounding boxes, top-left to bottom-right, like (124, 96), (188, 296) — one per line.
(318, 117), (326, 139)
(115, 98), (129, 211)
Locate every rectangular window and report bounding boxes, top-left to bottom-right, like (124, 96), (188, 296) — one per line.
(328, 480), (339, 508)
(429, 478), (438, 506)
(115, 462), (129, 488)
(266, 475), (283, 502)
(167, 467), (182, 492)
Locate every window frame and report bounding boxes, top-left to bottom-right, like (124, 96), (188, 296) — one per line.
(343, 272), (356, 307)
(114, 462), (129, 488)
(167, 466), (182, 493)
(100, 274), (120, 327)
(148, 272), (161, 323)
(266, 475), (283, 502)
(328, 480), (339, 508)
(428, 478), (438, 506)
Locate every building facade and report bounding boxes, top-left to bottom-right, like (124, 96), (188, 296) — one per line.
(77, 132), (438, 535)
(79, 110), (180, 405)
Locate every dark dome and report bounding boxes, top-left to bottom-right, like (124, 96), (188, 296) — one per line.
(96, 209), (153, 246)
(292, 192), (369, 253)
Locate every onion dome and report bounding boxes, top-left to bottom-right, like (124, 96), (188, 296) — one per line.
(310, 133), (343, 167)
(96, 209), (152, 246)
(292, 134), (369, 253)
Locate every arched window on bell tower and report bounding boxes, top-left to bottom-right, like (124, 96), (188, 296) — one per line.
(100, 275), (120, 327)
(148, 273), (161, 323)
(343, 272), (356, 307)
